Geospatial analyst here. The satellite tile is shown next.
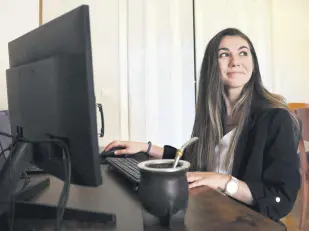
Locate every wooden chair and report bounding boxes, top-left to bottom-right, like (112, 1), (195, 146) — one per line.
(294, 108), (309, 230)
(288, 103), (309, 112)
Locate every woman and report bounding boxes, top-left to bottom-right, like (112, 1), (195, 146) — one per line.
(104, 28), (300, 222)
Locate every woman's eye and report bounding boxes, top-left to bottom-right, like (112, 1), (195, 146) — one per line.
(219, 53), (229, 58)
(240, 51), (248, 56)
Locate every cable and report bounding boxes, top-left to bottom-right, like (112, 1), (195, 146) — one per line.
(24, 139), (70, 231)
(20, 138), (71, 231)
(0, 131), (15, 139)
(54, 140), (71, 231)
(0, 131), (19, 159)
(0, 132), (71, 231)
(0, 145), (14, 158)
(0, 136), (30, 190)
(0, 134), (23, 231)
(0, 140), (6, 161)
(8, 135), (19, 231)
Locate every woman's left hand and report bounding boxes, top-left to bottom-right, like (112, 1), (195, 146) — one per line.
(187, 172), (254, 205)
(187, 172), (229, 190)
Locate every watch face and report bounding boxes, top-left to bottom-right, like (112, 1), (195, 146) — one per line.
(227, 181), (238, 194)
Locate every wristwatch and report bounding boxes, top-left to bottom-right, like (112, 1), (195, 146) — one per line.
(224, 176), (239, 196)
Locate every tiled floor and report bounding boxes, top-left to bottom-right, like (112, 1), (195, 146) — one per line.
(281, 184), (309, 231)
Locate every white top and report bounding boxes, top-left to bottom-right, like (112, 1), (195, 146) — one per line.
(303, 140), (309, 152)
(214, 128), (236, 175)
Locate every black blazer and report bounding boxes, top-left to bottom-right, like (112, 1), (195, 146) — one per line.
(162, 108), (301, 221)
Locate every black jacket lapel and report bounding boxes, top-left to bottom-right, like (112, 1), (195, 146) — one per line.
(232, 113), (254, 177)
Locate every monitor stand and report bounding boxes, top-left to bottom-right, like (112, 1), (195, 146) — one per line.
(0, 142), (116, 230)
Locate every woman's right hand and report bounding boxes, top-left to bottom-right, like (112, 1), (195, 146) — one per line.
(104, 140), (148, 155)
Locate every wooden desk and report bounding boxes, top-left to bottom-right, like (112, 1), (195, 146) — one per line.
(14, 166), (285, 231)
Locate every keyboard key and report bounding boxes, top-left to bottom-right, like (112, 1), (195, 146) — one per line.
(105, 157), (140, 184)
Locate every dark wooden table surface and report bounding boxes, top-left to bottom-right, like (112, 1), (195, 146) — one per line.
(14, 165), (285, 231)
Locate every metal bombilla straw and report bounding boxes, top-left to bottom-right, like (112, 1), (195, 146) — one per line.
(172, 137), (199, 168)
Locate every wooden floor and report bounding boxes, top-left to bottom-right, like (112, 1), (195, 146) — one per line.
(281, 184), (309, 231)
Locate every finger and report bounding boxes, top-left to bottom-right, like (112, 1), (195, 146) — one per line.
(103, 140), (117, 151)
(186, 172), (203, 177)
(114, 149), (130, 155)
(186, 172), (204, 179)
(187, 175), (203, 183)
(105, 140), (124, 151)
(189, 179), (205, 189)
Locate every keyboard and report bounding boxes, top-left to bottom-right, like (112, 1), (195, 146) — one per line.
(105, 157), (140, 185)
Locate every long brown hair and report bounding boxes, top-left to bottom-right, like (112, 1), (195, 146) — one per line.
(185, 28), (297, 171)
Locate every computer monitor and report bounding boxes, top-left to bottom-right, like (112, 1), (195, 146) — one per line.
(0, 4), (115, 227)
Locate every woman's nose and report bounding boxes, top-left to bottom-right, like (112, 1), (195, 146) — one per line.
(230, 56), (241, 67)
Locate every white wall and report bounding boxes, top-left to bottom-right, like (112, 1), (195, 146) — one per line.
(0, 0), (39, 110)
(271, 0), (309, 102)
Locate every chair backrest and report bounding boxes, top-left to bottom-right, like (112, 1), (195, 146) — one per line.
(288, 103), (309, 112)
(295, 108), (309, 142)
(295, 108), (309, 177)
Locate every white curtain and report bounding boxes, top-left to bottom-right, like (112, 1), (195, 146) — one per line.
(126, 0), (196, 147)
